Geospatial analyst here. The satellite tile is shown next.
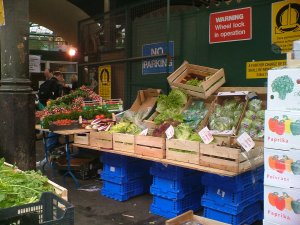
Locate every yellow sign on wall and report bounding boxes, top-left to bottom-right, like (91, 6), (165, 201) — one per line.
(246, 60), (286, 79)
(98, 65), (111, 99)
(0, 0), (5, 26)
(272, 0), (300, 53)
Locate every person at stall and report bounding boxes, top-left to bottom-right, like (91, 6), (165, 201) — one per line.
(71, 74), (78, 90)
(38, 68), (60, 107)
(53, 71), (71, 96)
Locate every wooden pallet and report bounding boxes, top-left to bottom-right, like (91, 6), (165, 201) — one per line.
(167, 61), (225, 99)
(166, 210), (229, 225)
(74, 132), (90, 145)
(113, 133), (135, 153)
(135, 135), (166, 159)
(166, 139), (200, 164)
(89, 131), (113, 149)
(199, 143), (263, 173)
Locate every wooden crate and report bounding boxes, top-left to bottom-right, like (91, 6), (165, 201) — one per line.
(89, 131), (113, 149)
(74, 132), (90, 145)
(135, 135), (166, 159)
(167, 61), (225, 99)
(4, 162), (68, 201)
(166, 139), (200, 164)
(113, 133), (135, 153)
(166, 210), (229, 225)
(199, 142), (263, 173)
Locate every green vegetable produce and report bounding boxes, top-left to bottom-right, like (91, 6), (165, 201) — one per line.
(291, 161), (300, 175)
(154, 109), (183, 125)
(156, 89), (187, 113)
(109, 121), (142, 134)
(182, 100), (208, 130)
(0, 158), (54, 208)
(174, 123), (193, 140)
(245, 110), (256, 120)
(188, 133), (202, 141)
(271, 75), (294, 100)
(186, 78), (202, 87)
(248, 99), (262, 111)
(291, 200), (300, 214)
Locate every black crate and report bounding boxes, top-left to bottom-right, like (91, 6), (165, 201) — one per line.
(0, 192), (74, 225)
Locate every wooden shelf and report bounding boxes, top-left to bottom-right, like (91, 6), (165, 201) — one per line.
(73, 143), (245, 177)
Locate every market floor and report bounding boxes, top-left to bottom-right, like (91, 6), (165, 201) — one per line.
(36, 140), (262, 225)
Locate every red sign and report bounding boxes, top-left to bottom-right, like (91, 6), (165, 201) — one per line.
(209, 7), (252, 44)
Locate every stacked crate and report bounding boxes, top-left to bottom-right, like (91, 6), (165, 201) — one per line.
(263, 68), (300, 225)
(99, 152), (151, 201)
(149, 163), (203, 219)
(201, 166), (264, 225)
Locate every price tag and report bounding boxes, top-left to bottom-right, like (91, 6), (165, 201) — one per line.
(237, 132), (255, 152)
(165, 125), (174, 140)
(140, 128), (148, 136)
(198, 126), (214, 144)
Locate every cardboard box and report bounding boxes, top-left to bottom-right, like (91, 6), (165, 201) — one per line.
(264, 110), (300, 150)
(165, 210), (229, 225)
(167, 61), (225, 99)
(264, 185), (300, 225)
(267, 68), (300, 111)
(264, 148), (300, 188)
(130, 88), (161, 116)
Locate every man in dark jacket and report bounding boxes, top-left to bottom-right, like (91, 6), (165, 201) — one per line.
(38, 68), (60, 106)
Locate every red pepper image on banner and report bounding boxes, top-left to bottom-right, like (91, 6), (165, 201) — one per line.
(275, 120), (285, 135)
(275, 159), (286, 174)
(269, 116), (279, 132)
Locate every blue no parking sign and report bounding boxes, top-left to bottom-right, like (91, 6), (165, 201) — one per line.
(142, 41), (174, 75)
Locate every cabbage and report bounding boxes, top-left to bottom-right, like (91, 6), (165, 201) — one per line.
(156, 89), (187, 113)
(174, 123), (193, 140)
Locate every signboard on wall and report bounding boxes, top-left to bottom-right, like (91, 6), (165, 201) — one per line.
(0, 0), (5, 26)
(209, 7), (252, 44)
(142, 41), (174, 75)
(98, 65), (111, 99)
(246, 60), (286, 79)
(272, 0), (300, 53)
(29, 55), (41, 73)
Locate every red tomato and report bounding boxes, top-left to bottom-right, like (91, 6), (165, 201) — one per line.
(99, 114), (105, 119)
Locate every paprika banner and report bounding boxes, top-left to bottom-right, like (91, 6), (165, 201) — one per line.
(209, 7), (252, 44)
(272, 0), (300, 53)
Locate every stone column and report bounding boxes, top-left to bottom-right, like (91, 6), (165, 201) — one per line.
(0, 0), (36, 170)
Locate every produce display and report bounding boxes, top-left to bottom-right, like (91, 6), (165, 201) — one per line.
(36, 86), (111, 129)
(182, 100), (208, 130)
(0, 159), (54, 208)
(154, 89), (187, 125)
(239, 99), (265, 139)
(181, 71), (213, 87)
(209, 97), (245, 132)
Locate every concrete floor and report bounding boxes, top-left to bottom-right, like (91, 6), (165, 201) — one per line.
(36, 140), (262, 225)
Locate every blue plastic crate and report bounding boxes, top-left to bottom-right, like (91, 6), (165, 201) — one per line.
(150, 173), (203, 199)
(203, 201), (263, 225)
(201, 192), (263, 215)
(150, 191), (202, 219)
(100, 160), (150, 184)
(100, 152), (141, 166)
(201, 166), (264, 191)
(202, 181), (263, 206)
(101, 185), (148, 201)
(150, 163), (196, 180)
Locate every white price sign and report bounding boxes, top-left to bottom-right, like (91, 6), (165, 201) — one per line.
(140, 128), (148, 136)
(165, 125), (174, 139)
(198, 126), (214, 144)
(237, 132), (255, 152)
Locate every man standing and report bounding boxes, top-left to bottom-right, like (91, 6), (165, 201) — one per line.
(38, 68), (60, 106)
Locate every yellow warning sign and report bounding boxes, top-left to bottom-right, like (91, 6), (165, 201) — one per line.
(98, 65), (111, 99)
(272, 0), (300, 53)
(246, 60), (286, 79)
(0, 0), (5, 26)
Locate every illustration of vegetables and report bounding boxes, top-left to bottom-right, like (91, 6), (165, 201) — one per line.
(291, 200), (300, 214)
(268, 192), (279, 207)
(283, 156), (294, 172)
(268, 116), (279, 132)
(283, 192), (293, 211)
(268, 155), (278, 170)
(275, 158), (286, 174)
(283, 115), (292, 134)
(275, 120), (285, 135)
(291, 161), (300, 175)
(271, 75), (294, 100)
(290, 120), (300, 136)
(275, 196), (286, 211)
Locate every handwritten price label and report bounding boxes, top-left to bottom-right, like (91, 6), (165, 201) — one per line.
(165, 125), (174, 140)
(140, 128), (148, 136)
(237, 132), (255, 152)
(198, 126), (214, 144)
